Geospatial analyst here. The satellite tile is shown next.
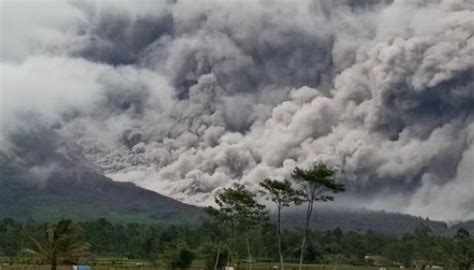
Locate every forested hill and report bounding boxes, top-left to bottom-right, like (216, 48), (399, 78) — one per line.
(281, 208), (453, 236)
(0, 148), (201, 224)
(452, 220), (474, 234)
(0, 172), (202, 224)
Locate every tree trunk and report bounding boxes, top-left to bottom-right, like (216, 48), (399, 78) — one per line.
(246, 233), (252, 270)
(277, 207), (284, 270)
(51, 259), (57, 270)
(214, 245), (221, 270)
(299, 202), (313, 270)
(299, 234), (306, 270)
(228, 220), (235, 267)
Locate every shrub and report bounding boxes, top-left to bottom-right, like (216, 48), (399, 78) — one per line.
(162, 245), (195, 270)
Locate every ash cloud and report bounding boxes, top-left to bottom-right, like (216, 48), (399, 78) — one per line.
(1, 0), (473, 221)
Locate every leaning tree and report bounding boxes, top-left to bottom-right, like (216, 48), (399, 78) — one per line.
(291, 163), (345, 270)
(260, 178), (301, 270)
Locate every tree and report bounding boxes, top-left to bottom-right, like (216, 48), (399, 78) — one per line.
(24, 219), (90, 270)
(454, 228), (474, 270)
(142, 226), (161, 265)
(291, 163), (345, 270)
(204, 206), (229, 270)
(162, 245), (195, 270)
(260, 178), (301, 270)
(413, 223), (434, 269)
(215, 183), (268, 270)
(0, 218), (22, 257)
(200, 242), (230, 270)
(383, 235), (415, 267)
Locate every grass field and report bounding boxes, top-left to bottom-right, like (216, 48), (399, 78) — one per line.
(0, 258), (410, 270)
(0, 266), (406, 270)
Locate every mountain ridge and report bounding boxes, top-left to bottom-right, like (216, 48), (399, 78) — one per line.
(0, 141), (202, 224)
(1, 138), (472, 234)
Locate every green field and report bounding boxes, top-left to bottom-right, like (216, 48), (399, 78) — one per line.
(0, 257), (411, 270)
(0, 265), (407, 270)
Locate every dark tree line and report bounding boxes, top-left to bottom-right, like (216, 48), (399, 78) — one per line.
(0, 217), (473, 269)
(0, 164), (473, 269)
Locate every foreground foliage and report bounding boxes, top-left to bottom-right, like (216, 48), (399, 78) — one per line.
(1, 218), (473, 269)
(0, 165), (472, 269)
(22, 219), (90, 270)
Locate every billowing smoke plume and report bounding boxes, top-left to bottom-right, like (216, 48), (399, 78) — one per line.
(1, 0), (473, 220)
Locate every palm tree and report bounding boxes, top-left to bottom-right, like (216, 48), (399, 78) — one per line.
(24, 219), (90, 270)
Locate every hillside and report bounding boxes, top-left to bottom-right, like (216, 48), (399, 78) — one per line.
(0, 173), (201, 224)
(0, 137), (201, 223)
(452, 220), (474, 234)
(0, 134), (471, 232)
(281, 208), (451, 235)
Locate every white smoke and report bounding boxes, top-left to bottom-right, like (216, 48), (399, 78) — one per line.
(1, 0), (473, 221)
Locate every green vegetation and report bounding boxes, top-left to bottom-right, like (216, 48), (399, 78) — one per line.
(0, 218), (473, 269)
(212, 183), (268, 270)
(161, 245), (195, 270)
(291, 164), (345, 270)
(454, 228), (474, 270)
(0, 164), (473, 269)
(260, 178), (301, 270)
(23, 219), (90, 270)
(0, 169), (201, 224)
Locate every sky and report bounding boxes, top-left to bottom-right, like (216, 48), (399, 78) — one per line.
(1, 0), (473, 221)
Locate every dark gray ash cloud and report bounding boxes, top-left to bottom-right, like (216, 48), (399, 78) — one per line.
(1, 0), (473, 220)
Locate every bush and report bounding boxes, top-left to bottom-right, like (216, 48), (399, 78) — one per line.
(162, 245), (195, 270)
